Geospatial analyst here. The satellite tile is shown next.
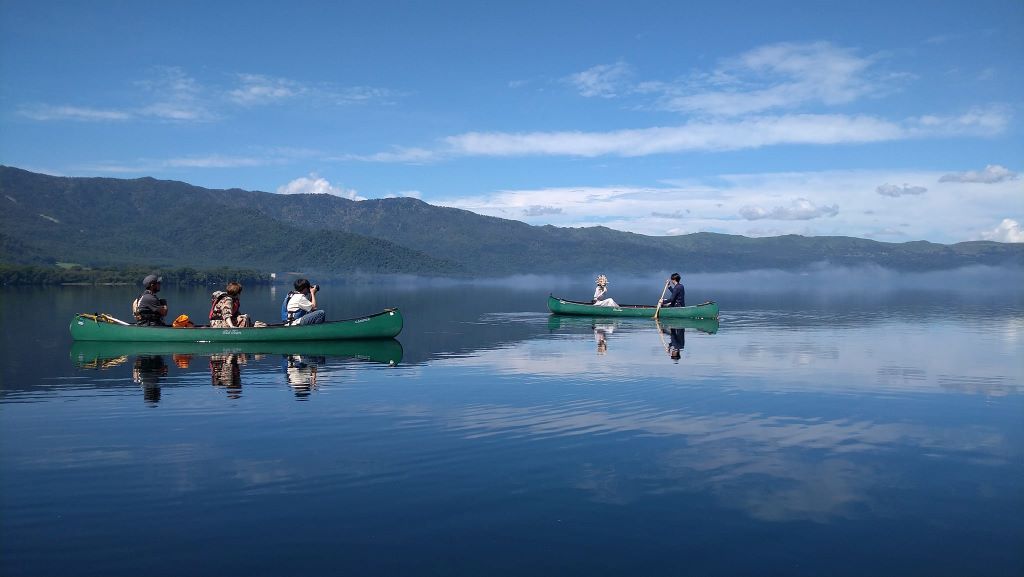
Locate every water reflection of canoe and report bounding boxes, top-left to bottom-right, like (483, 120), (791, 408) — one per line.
(69, 309), (403, 341)
(70, 338), (404, 366)
(547, 314), (720, 334)
(548, 295), (719, 319)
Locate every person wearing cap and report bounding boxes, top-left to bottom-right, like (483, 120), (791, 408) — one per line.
(661, 273), (685, 308)
(283, 278), (326, 326)
(133, 274), (169, 326)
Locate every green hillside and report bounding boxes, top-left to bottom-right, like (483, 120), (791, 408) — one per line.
(1, 166), (1021, 275)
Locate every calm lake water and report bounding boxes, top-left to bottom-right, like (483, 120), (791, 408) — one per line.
(2, 272), (1022, 577)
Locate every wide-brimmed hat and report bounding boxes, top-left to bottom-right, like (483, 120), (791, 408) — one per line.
(595, 274), (609, 286)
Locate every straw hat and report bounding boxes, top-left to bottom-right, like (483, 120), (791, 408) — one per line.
(595, 274), (609, 287)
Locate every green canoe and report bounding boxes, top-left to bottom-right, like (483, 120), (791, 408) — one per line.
(70, 309), (403, 342)
(548, 294), (719, 319)
(547, 314), (720, 334)
(71, 339), (404, 366)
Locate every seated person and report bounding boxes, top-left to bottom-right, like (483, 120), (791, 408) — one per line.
(661, 273), (685, 307)
(283, 279), (327, 326)
(209, 282), (253, 328)
(133, 274), (168, 326)
(592, 274), (618, 307)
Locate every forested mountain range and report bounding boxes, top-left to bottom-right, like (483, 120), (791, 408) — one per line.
(1, 165), (1021, 276)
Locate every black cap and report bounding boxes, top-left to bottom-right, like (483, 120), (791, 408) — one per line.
(143, 274), (162, 288)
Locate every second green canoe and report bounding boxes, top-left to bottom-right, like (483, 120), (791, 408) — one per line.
(548, 295), (719, 319)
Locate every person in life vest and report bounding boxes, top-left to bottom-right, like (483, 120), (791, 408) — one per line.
(282, 278), (326, 326)
(133, 274), (169, 326)
(209, 282), (253, 328)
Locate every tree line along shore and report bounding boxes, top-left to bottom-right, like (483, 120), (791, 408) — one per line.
(0, 264), (272, 287)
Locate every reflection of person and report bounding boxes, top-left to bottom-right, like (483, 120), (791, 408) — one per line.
(592, 274), (618, 307)
(284, 279), (326, 326)
(285, 355), (324, 398)
(132, 354), (167, 403)
(209, 282), (253, 328)
(661, 273), (685, 308)
(594, 323), (615, 355)
(209, 353), (245, 398)
(668, 328), (685, 360)
(134, 274), (169, 326)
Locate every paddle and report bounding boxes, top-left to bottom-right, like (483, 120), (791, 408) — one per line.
(653, 280), (670, 319)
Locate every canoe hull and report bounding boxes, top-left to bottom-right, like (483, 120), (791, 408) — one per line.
(70, 309), (403, 342)
(548, 295), (719, 319)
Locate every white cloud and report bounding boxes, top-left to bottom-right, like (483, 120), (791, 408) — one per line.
(939, 164), (1018, 184)
(442, 114), (906, 157)
(739, 198), (839, 220)
(980, 219), (1024, 243)
(276, 174), (364, 199)
(876, 183), (927, 197)
(566, 61), (631, 98)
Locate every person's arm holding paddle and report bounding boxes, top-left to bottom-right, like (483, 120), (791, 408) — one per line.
(653, 279), (670, 319)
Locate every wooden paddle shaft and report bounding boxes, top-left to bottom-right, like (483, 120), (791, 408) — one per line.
(653, 280), (670, 318)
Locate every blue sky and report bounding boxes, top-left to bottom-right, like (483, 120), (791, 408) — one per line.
(1, 0), (1021, 243)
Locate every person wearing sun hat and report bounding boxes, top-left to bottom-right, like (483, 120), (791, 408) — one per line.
(132, 273), (169, 326)
(592, 274), (618, 307)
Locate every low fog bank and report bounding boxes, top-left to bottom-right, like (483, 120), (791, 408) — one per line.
(331, 265), (1023, 294)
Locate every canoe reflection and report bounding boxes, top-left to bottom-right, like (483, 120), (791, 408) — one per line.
(547, 314), (720, 335)
(547, 314), (719, 359)
(71, 339), (403, 402)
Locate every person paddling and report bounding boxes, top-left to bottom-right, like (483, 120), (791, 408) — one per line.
(661, 273), (685, 308)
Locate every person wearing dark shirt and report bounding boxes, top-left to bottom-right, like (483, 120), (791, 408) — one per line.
(134, 274), (169, 326)
(661, 273), (685, 307)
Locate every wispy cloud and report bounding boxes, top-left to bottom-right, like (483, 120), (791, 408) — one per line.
(566, 61), (631, 98)
(939, 164), (1018, 184)
(876, 183), (927, 197)
(135, 66), (215, 121)
(17, 67), (397, 124)
(739, 198), (839, 220)
(657, 42), (883, 116)
(18, 105), (133, 122)
(522, 205), (563, 216)
(164, 154), (268, 168)
(336, 147), (439, 164)
(277, 173), (364, 200)
(228, 73), (305, 105)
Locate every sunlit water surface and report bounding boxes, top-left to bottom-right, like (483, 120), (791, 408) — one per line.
(1, 275), (1022, 577)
